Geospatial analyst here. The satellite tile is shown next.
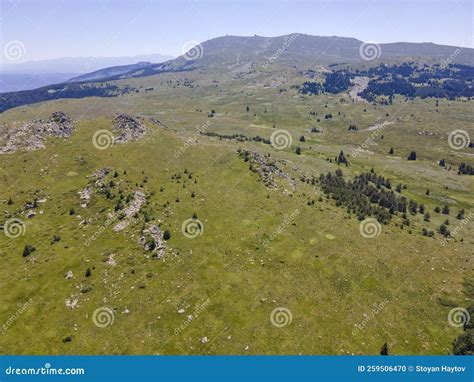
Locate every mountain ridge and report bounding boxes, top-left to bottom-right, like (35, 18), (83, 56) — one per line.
(103, 34), (474, 80)
(1, 34), (472, 112)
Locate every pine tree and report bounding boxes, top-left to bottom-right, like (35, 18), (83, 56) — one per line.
(439, 224), (449, 237)
(337, 150), (348, 165)
(22, 244), (36, 257)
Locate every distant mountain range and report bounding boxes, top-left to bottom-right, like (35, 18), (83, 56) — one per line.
(1, 34), (473, 112)
(104, 34), (474, 80)
(0, 54), (173, 92)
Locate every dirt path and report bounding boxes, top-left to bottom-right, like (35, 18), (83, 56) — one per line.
(349, 76), (369, 102)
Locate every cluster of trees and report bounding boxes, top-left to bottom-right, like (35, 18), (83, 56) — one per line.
(319, 169), (460, 237)
(0, 83), (121, 113)
(299, 71), (353, 95)
(356, 63), (474, 101)
(440, 159), (473, 176)
(453, 305), (474, 355)
(319, 169), (410, 223)
(201, 131), (271, 145)
(323, 71), (352, 94)
(299, 63), (473, 101)
(299, 81), (323, 95)
(458, 163), (474, 175)
(359, 78), (416, 101)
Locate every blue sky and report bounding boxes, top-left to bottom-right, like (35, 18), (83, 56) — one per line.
(1, 0), (472, 64)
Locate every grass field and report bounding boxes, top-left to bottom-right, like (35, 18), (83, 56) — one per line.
(0, 65), (472, 355)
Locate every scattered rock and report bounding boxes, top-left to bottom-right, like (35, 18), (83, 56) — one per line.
(65, 297), (78, 309)
(65, 271), (74, 279)
(106, 253), (117, 267)
(200, 336), (209, 344)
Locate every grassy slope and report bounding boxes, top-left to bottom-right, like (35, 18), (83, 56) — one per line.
(0, 66), (472, 355)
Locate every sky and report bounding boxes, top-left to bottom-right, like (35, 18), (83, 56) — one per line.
(1, 0), (473, 65)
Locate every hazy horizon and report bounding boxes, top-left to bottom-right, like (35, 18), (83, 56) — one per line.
(1, 0), (472, 66)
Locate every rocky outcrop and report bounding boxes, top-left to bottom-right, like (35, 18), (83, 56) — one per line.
(113, 191), (145, 231)
(78, 187), (92, 208)
(89, 167), (110, 180)
(112, 114), (147, 143)
(238, 149), (296, 190)
(138, 224), (166, 259)
(0, 111), (74, 154)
